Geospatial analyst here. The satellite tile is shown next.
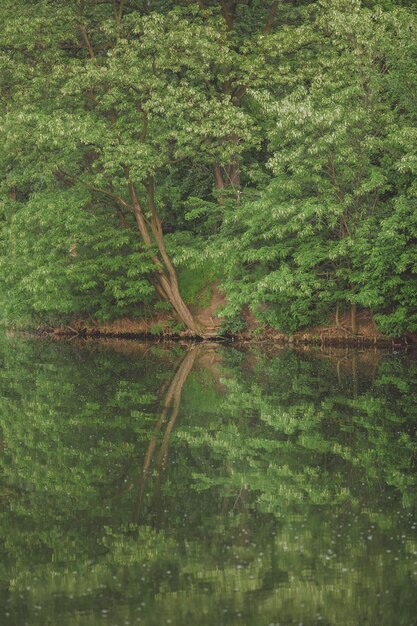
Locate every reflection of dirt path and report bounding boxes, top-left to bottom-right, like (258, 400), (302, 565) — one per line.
(133, 345), (201, 522)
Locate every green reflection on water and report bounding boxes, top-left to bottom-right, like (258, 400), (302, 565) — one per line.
(0, 336), (416, 626)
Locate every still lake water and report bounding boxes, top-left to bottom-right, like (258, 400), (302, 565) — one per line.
(0, 335), (416, 626)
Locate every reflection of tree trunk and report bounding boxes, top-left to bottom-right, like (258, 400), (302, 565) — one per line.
(133, 346), (199, 523)
(352, 351), (358, 399)
(236, 485), (248, 511)
(336, 358), (342, 386)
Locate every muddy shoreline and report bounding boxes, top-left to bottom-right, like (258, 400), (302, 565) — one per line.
(22, 324), (412, 349)
(7, 306), (414, 348)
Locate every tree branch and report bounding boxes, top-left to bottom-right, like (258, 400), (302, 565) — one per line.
(220, 0), (238, 30)
(113, 0), (125, 28)
(140, 110), (148, 143)
(232, 84), (247, 104)
(56, 168), (135, 227)
(90, 185), (132, 210)
(263, 1), (279, 35)
(78, 24), (96, 60)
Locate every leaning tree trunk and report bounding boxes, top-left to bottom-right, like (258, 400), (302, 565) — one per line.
(126, 177), (203, 336)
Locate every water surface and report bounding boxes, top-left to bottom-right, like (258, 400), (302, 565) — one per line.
(0, 336), (416, 625)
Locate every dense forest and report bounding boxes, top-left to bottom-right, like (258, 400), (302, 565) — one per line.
(0, 0), (416, 337)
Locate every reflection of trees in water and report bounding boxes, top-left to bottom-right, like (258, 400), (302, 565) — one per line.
(199, 347), (417, 508)
(0, 338), (416, 625)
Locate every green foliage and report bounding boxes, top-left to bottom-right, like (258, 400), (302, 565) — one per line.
(211, 1), (417, 335)
(177, 264), (219, 308)
(150, 322), (166, 335)
(0, 0), (257, 325)
(0, 187), (155, 323)
(0, 0), (416, 335)
(219, 314), (247, 335)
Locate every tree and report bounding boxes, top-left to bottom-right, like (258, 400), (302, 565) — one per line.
(213, 0), (417, 335)
(0, 1), (256, 334)
(1, 0), (416, 337)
